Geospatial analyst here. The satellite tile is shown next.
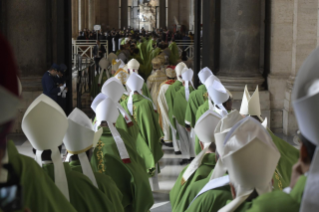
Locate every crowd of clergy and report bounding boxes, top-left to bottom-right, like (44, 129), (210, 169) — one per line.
(1, 24), (319, 212)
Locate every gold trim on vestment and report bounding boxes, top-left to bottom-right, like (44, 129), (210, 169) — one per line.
(96, 141), (105, 173)
(67, 145), (93, 154)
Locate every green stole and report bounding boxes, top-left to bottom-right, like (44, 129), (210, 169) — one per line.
(173, 86), (195, 126)
(169, 42), (180, 65)
(121, 94), (163, 165)
(6, 140), (77, 212)
(185, 85), (207, 127)
(165, 80), (183, 131)
(290, 175), (307, 204)
(115, 111), (156, 176)
(237, 191), (300, 212)
(90, 127), (153, 212)
(42, 162), (114, 212)
(170, 153), (216, 211)
(267, 130), (299, 190)
(69, 160), (124, 212)
(185, 184), (231, 212)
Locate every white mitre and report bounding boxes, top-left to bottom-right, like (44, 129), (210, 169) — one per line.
(181, 68), (194, 101)
(239, 85), (263, 121)
(218, 117), (280, 212)
(63, 108), (103, 188)
(127, 59), (140, 73)
(126, 72), (156, 115)
(21, 94), (70, 201)
(207, 81), (230, 117)
(292, 47), (319, 212)
(198, 67), (213, 84)
(91, 94), (131, 163)
(182, 110), (221, 184)
(210, 110), (243, 180)
(101, 78), (133, 126)
(175, 62), (188, 82)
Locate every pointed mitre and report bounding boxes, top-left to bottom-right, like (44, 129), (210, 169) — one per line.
(204, 74), (220, 90)
(126, 72), (144, 93)
(114, 68), (129, 85)
(195, 110), (221, 146)
(208, 80), (229, 106)
(21, 94), (70, 200)
(127, 59), (140, 73)
(239, 85), (262, 121)
(99, 57), (109, 70)
(101, 78), (125, 102)
(182, 68), (194, 101)
(198, 67), (212, 84)
(175, 62), (187, 82)
(101, 78), (133, 126)
(218, 117), (280, 212)
(292, 47), (319, 212)
(209, 110), (243, 180)
(182, 110), (221, 183)
(63, 108), (102, 188)
(92, 95), (131, 163)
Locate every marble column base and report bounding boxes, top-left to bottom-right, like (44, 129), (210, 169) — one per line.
(217, 75), (265, 91)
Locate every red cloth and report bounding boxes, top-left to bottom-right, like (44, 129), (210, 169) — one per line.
(165, 79), (176, 85)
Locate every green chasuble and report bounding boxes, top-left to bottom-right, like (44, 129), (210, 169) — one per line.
(42, 163), (115, 212)
(69, 160), (124, 212)
(115, 113), (156, 176)
(290, 175), (307, 204)
(6, 140), (77, 212)
(121, 94), (163, 164)
(91, 127), (153, 212)
(244, 191), (300, 212)
(185, 85), (208, 128)
(169, 42), (180, 65)
(185, 185), (232, 212)
(173, 86), (195, 126)
(165, 80), (183, 130)
(170, 153), (216, 211)
(174, 169), (215, 212)
(267, 130), (299, 190)
(142, 82), (152, 100)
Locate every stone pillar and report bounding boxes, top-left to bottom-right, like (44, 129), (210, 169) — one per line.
(121, 0), (128, 29)
(267, 0), (294, 133)
(159, 0), (166, 28)
(71, 0), (79, 38)
(218, 0), (265, 91)
(88, 0), (95, 30)
(282, 0), (319, 135)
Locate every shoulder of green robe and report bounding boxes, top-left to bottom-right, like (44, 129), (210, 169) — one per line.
(196, 100), (209, 121)
(201, 153), (216, 166)
(245, 190), (300, 212)
(290, 175), (307, 204)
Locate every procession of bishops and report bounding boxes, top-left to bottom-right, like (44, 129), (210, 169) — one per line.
(1, 29), (319, 212)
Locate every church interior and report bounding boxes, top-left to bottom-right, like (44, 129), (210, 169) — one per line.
(0, 0), (318, 211)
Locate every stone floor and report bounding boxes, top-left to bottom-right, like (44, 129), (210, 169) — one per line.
(7, 132), (299, 212)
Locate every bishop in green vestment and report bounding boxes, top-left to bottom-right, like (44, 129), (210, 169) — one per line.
(41, 155), (117, 212)
(170, 153), (216, 211)
(69, 156), (124, 212)
(6, 141), (77, 212)
(121, 93), (163, 165)
(91, 126), (154, 212)
(115, 114), (156, 176)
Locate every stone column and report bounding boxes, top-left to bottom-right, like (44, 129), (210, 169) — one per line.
(121, 0), (128, 29)
(159, 0), (166, 28)
(88, 0), (95, 30)
(217, 0), (265, 91)
(267, 0), (294, 133)
(282, 0), (319, 135)
(71, 0), (79, 39)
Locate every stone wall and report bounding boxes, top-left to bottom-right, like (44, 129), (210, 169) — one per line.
(269, 0), (319, 135)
